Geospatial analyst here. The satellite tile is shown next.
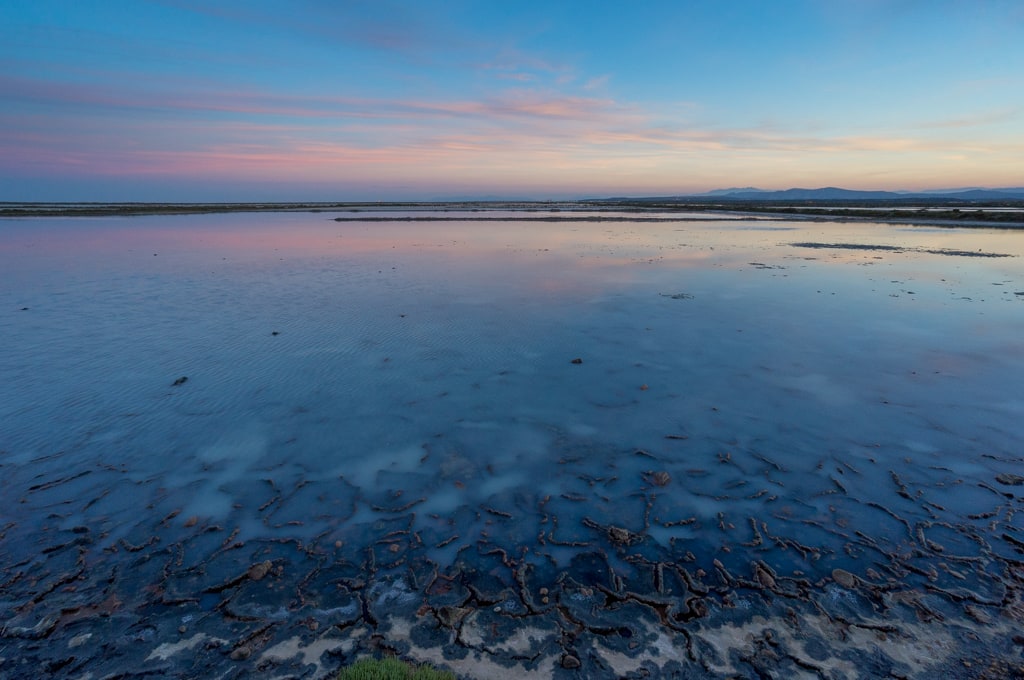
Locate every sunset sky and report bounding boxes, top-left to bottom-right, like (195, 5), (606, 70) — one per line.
(2, 1), (1023, 201)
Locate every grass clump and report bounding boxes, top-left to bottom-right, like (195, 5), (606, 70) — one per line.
(338, 656), (456, 680)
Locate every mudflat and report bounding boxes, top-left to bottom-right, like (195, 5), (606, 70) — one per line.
(2, 208), (1023, 678)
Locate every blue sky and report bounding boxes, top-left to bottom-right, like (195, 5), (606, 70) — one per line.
(2, 0), (1022, 200)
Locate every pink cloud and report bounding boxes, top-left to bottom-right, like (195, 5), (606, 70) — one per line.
(5, 71), (1023, 197)
(1, 74), (636, 130)
(917, 108), (1020, 129)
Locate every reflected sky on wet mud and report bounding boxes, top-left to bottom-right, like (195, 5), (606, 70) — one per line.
(2, 213), (1023, 678)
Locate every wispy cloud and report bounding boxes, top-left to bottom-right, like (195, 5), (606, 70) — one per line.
(0, 74), (631, 124)
(917, 108), (1021, 129)
(4, 65), (1023, 196)
(5, 74), (1021, 187)
(478, 51), (576, 87)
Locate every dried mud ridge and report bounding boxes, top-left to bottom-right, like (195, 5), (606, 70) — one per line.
(3, 443), (1024, 679)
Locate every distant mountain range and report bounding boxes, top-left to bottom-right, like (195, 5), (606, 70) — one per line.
(694, 186), (1024, 201)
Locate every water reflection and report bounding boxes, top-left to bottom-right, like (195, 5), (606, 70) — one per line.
(1, 213), (1023, 678)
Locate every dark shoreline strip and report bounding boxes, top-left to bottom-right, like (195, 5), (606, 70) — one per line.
(3, 202), (1023, 229)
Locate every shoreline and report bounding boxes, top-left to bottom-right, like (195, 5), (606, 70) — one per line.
(3, 200), (1024, 229)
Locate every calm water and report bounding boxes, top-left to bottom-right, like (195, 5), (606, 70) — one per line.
(2, 212), (1023, 678)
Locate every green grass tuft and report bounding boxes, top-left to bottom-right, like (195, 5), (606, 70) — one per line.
(337, 656), (457, 680)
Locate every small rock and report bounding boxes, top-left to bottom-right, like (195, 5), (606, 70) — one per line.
(561, 654), (581, 669)
(230, 645), (251, 661)
(437, 606), (471, 627)
(172, 376), (188, 386)
(247, 560), (273, 581)
(607, 526), (639, 545)
(995, 473), (1024, 486)
(539, 587), (549, 596)
(832, 568), (857, 588)
(570, 357), (583, 364)
(754, 563), (776, 589)
(183, 516), (198, 528)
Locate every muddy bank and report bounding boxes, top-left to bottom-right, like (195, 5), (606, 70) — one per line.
(3, 434), (1024, 679)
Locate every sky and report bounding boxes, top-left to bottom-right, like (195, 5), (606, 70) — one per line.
(2, 0), (1023, 201)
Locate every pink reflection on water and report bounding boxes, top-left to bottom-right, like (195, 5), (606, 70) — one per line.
(0, 214), (777, 269)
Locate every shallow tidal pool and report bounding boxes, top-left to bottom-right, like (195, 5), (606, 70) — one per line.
(2, 211), (1023, 679)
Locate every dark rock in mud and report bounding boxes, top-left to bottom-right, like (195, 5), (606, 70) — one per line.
(436, 605), (473, 628)
(832, 568), (858, 588)
(247, 560), (273, 581)
(608, 525), (639, 545)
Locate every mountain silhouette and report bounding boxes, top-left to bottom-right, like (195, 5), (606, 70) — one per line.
(701, 186), (1024, 200)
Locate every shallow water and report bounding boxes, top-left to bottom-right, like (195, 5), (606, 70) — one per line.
(2, 212), (1023, 678)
